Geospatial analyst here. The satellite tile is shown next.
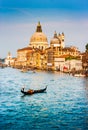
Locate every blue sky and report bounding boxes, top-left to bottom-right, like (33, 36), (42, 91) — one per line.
(0, 0), (88, 58)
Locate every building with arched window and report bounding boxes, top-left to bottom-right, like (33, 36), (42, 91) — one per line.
(8, 22), (81, 71)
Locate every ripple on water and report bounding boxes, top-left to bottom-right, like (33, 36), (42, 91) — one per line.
(0, 68), (88, 130)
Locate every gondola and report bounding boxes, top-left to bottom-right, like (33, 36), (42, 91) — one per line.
(21, 86), (47, 95)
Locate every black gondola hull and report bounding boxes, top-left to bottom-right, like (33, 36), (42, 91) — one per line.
(21, 87), (47, 95)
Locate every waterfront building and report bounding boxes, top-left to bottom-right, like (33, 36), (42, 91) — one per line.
(15, 47), (33, 67)
(9, 22), (81, 71)
(5, 52), (12, 66)
(82, 52), (88, 70)
(45, 32), (80, 71)
(5, 52), (17, 67)
(63, 59), (82, 72)
(45, 31), (65, 70)
(14, 22), (48, 68)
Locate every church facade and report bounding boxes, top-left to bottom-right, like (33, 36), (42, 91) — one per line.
(6, 22), (81, 71)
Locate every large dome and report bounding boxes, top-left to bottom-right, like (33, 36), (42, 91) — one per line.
(30, 32), (48, 43)
(29, 22), (48, 50)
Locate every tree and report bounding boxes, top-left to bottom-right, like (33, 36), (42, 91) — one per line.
(86, 43), (88, 52)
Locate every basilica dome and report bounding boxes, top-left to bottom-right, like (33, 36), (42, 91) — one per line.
(50, 37), (60, 45)
(30, 32), (48, 43)
(50, 31), (61, 46)
(29, 22), (48, 50)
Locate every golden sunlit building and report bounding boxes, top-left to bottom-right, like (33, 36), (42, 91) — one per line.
(8, 21), (81, 71)
(14, 22), (48, 68)
(5, 52), (12, 66)
(50, 31), (65, 49)
(45, 31), (80, 71)
(15, 47), (33, 67)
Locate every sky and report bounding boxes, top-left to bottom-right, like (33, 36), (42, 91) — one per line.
(0, 0), (88, 58)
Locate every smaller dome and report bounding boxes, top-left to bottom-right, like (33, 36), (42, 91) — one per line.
(62, 32), (64, 36)
(50, 38), (59, 44)
(50, 31), (60, 45)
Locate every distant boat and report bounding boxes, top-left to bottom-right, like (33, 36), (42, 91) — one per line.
(21, 86), (47, 95)
(73, 73), (85, 77)
(33, 70), (36, 73)
(20, 68), (28, 73)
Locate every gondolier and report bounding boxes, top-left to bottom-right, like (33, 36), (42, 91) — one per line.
(21, 86), (47, 95)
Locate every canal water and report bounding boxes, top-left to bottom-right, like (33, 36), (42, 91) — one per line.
(0, 67), (88, 130)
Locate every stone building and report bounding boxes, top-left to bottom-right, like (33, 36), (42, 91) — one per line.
(45, 31), (80, 71)
(82, 52), (88, 70)
(5, 52), (12, 66)
(14, 22), (49, 68)
(15, 47), (33, 67)
(7, 22), (81, 71)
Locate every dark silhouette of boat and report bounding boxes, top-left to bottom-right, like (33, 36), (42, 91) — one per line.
(21, 86), (47, 95)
